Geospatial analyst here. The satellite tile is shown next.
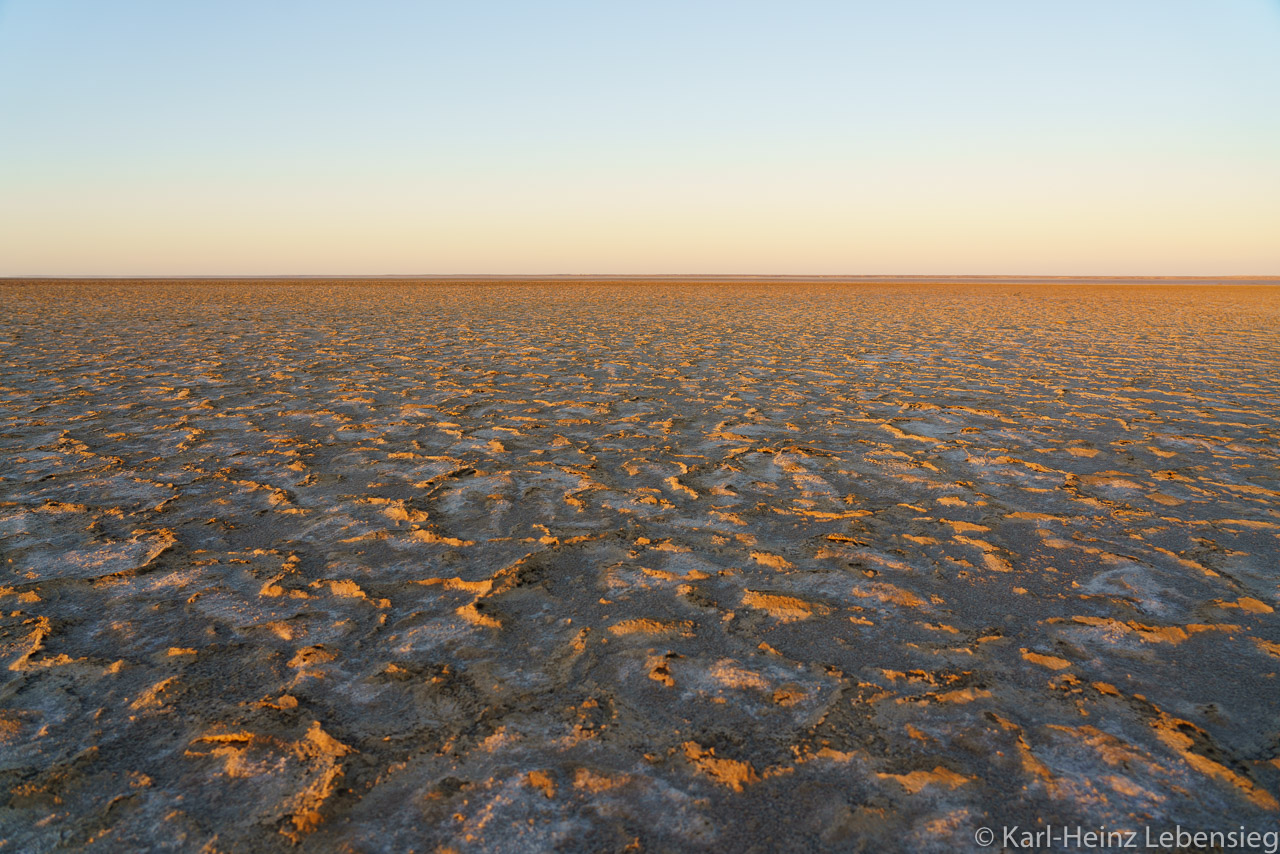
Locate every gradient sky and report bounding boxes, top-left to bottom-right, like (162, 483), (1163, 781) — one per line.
(1, 1), (1278, 276)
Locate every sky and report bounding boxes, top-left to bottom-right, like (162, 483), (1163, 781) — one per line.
(1, 1), (1278, 276)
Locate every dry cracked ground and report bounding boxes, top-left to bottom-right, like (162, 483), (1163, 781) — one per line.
(2, 279), (1279, 853)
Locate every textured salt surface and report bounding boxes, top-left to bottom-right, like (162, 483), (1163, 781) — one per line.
(1, 280), (1279, 852)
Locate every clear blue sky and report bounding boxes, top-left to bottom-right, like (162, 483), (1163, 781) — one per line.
(1, 0), (1278, 275)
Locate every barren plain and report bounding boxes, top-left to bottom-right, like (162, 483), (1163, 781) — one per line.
(2, 279), (1279, 852)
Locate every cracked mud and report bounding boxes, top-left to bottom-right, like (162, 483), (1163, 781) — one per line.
(2, 280), (1279, 851)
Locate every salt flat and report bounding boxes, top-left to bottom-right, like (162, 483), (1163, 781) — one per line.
(2, 279), (1279, 852)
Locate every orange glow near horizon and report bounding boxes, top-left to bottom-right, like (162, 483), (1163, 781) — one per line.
(1, 1), (1278, 275)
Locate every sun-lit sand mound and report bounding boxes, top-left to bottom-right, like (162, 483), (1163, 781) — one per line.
(2, 279), (1279, 852)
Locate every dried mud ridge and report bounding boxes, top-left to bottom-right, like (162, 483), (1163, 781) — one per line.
(2, 280), (1279, 852)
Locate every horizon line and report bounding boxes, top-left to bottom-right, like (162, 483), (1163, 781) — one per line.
(4, 273), (1280, 283)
